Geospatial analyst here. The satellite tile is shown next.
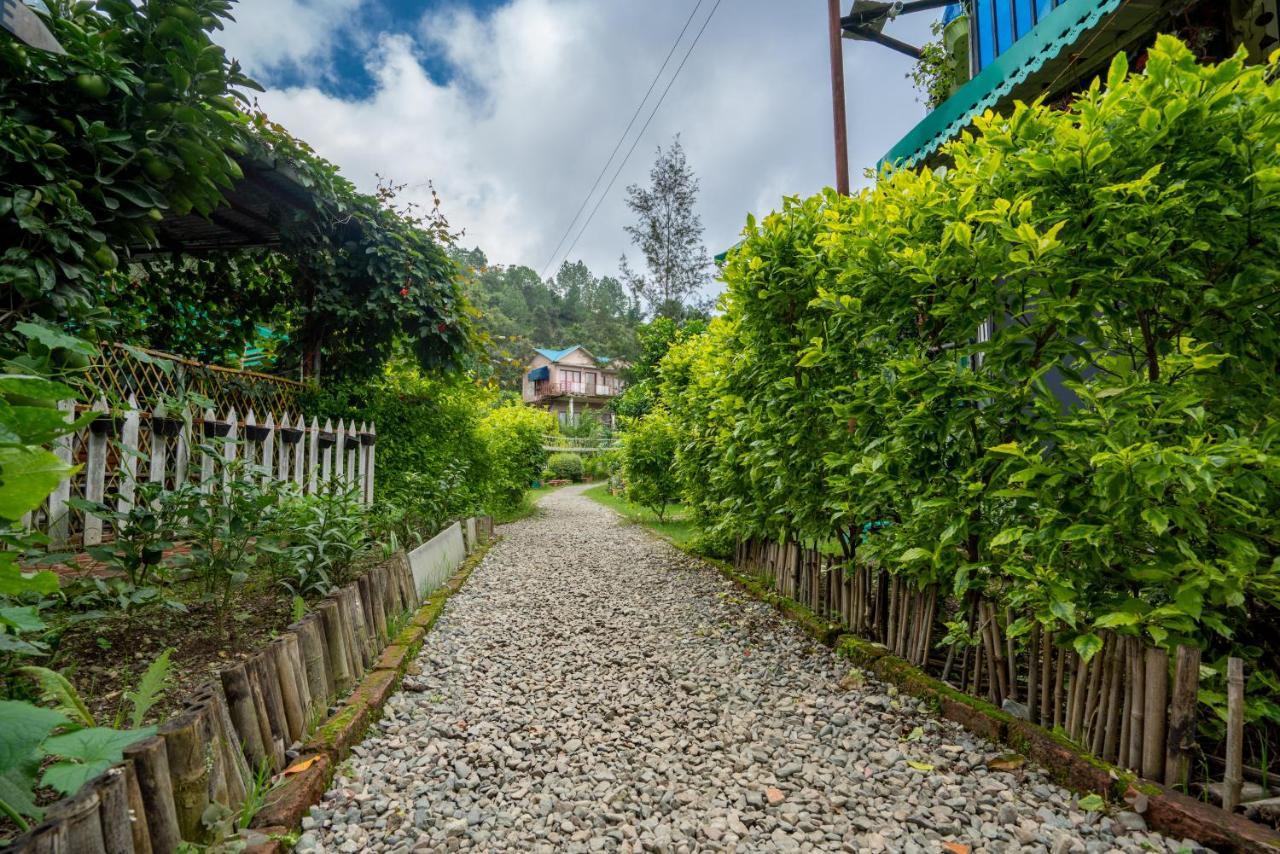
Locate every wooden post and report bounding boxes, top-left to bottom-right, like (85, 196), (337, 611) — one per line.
(1224, 656), (1245, 812)
(203, 685), (250, 809)
(297, 615), (332, 707)
(47, 399), (76, 547)
(333, 418), (345, 486)
(122, 735), (181, 854)
(1142, 647), (1169, 782)
(158, 710), (212, 843)
(293, 414), (306, 490)
(310, 417), (322, 495)
(319, 599), (352, 696)
(121, 757), (153, 854)
(221, 407), (238, 492)
(44, 783), (105, 852)
(221, 662), (268, 770)
(1126, 638), (1145, 772)
(270, 638), (306, 743)
(93, 766), (133, 854)
(173, 407), (190, 487)
(1164, 645), (1200, 789)
(251, 652), (291, 761)
(283, 631), (313, 728)
(276, 412), (291, 484)
(147, 406), (169, 489)
(827, 0), (850, 194)
(116, 394), (141, 514)
(200, 407), (217, 493)
(83, 397), (110, 546)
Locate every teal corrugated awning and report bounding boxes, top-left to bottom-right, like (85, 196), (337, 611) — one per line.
(528, 366), (550, 381)
(880, 0), (1123, 169)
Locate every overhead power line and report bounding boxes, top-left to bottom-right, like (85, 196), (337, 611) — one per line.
(538, 0), (707, 281)
(541, 0), (722, 280)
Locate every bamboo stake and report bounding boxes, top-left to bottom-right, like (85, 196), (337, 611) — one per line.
(295, 617), (329, 715)
(270, 638), (306, 744)
(122, 736), (180, 854)
(203, 685), (250, 808)
(94, 767), (133, 854)
(356, 573), (378, 649)
(1126, 638), (1146, 773)
(1119, 638), (1134, 768)
(283, 631), (312, 729)
(1004, 607), (1018, 703)
(1041, 629), (1054, 729)
(319, 598), (352, 696)
(255, 650), (292, 754)
(221, 662), (267, 769)
(246, 658), (283, 772)
(1102, 637), (1124, 761)
(1165, 645), (1201, 789)
(158, 710), (212, 843)
(1068, 651), (1088, 741)
(46, 784), (105, 852)
(1143, 646), (1169, 782)
(1224, 656), (1245, 812)
(1053, 643), (1066, 733)
(121, 757), (152, 854)
(1084, 639), (1107, 753)
(1027, 623), (1040, 724)
(191, 699), (230, 812)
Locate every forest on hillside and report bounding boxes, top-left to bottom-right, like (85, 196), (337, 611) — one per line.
(453, 247), (645, 390)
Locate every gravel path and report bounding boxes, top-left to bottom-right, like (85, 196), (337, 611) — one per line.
(298, 486), (1195, 853)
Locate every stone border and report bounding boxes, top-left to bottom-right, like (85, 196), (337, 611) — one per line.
(244, 538), (495, 853)
(705, 556), (1280, 853)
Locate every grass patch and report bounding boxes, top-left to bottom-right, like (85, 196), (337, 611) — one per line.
(582, 483), (698, 547)
(491, 482), (570, 524)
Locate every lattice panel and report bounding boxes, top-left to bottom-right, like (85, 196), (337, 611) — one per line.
(88, 344), (306, 415)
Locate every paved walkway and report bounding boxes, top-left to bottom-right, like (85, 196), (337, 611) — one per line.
(299, 486), (1189, 853)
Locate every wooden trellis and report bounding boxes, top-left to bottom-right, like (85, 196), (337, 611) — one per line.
(87, 343), (307, 415)
(25, 397), (376, 547)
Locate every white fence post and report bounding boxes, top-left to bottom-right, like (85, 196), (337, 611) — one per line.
(293, 414), (306, 490)
(47, 400), (76, 547)
(200, 407), (217, 493)
(222, 407), (238, 493)
(333, 418), (345, 487)
(173, 407), (190, 487)
(243, 408), (258, 476)
(320, 419), (334, 491)
(345, 421), (357, 493)
(148, 405), (169, 488)
(307, 417), (320, 495)
(117, 394), (141, 514)
(82, 398), (110, 546)
(365, 423), (376, 506)
(262, 411), (276, 485)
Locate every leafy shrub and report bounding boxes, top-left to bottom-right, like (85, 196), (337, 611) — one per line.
(478, 402), (556, 511)
(547, 453), (585, 482)
(309, 357), (493, 536)
(621, 410), (680, 521)
(268, 483), (370, 598)
(660, 38), (1280, 682)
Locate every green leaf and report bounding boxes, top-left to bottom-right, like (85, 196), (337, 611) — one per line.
(1073, 633), (1104, 663)
(1049, 599), (1076, 627)
(0, 701), (66, 775)
(18, 667), (96, 728)
(1106, 51), (1128, 89)
(12, 323), (97, 357)
(906, 759), (934, 772)
(1141, 508), (1170, 536)
(0, 606), (46, 634)
(41, 759), (114, 798)
(0, 446), (77, 519)
(0, 376), (77, 403)
(1093, 612), (1142, 629)
(1059, 524), (1099, 542)
(1078, 793), (1106, 812)
(122, 649), (173, 729)
(897, 547), (933, 563)
(41, 727), (155, 795)
(0, 555), (60, 597)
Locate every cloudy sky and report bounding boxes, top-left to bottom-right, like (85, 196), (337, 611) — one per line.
(217, 0), (936, 282)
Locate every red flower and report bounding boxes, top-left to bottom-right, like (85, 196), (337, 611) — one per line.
(437, 322), (448, 333)
(399, 287), (409, 297)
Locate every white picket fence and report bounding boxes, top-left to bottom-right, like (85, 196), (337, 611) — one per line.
(28, 396), (375, 547)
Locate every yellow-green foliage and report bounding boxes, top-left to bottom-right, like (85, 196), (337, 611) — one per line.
(478, 403), (557, 510)
(654, 39), (1280, 688)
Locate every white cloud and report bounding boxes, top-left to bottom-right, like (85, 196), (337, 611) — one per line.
(218, 1), (935, 284)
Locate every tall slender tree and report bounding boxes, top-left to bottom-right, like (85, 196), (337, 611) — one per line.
(620, 136), (710, 318)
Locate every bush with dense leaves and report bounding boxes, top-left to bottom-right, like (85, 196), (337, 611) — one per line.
(547, 453), (585, 483)
(478, 403), (556, 511)
(655, 39), (1280, 700)
(620, 409), (681, 522)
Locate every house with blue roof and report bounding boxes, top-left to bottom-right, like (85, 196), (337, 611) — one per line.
(522, 346), (626, 427)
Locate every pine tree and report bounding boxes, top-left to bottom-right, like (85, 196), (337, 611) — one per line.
(620, 136), (710, 319)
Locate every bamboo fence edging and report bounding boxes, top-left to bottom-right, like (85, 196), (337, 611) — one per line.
(730, 537), (1280, 851)
(3, 518), (489, 854)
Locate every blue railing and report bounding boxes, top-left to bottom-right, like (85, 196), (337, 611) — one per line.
(972, 0), (1067, 70)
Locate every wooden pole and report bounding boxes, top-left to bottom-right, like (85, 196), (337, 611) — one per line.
(158, 710), (212, 843)
(319, 599), (353, 696)
(93, 767), (133, 854)
(1142, 647), (1169, 782)
(122, 736), (181, 854)
(1224, 656), (1245, 812)
(270, 638), (306, 744)
(827, 0), (850, 194)
(220, 662), (267, 769)
(1165, 645), (1201, 789)
(121, 758), (153, 854)
(45, 784), (105, 852)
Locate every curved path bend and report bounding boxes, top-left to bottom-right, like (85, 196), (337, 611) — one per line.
(299, 485), (1191, 854)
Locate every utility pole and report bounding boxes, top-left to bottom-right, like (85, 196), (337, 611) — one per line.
(826, 0), (850, 195)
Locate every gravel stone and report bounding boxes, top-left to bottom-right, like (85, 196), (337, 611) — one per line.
(307, 486), (1193, 852)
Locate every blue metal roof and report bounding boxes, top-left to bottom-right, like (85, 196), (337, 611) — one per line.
(534, 346), (580, 362)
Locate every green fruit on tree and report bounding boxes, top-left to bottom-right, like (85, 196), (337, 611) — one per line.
(74, 73), (110, 99)
(90, 245), (119, 271)
(143, 157), (174, 181)
(141, 544), (165, 565)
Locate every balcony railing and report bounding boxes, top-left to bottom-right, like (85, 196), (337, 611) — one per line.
(532, 381), (621, 400)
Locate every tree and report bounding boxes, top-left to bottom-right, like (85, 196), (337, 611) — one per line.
(620, 136), (711, 319)
(621, 408), (681, 522)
